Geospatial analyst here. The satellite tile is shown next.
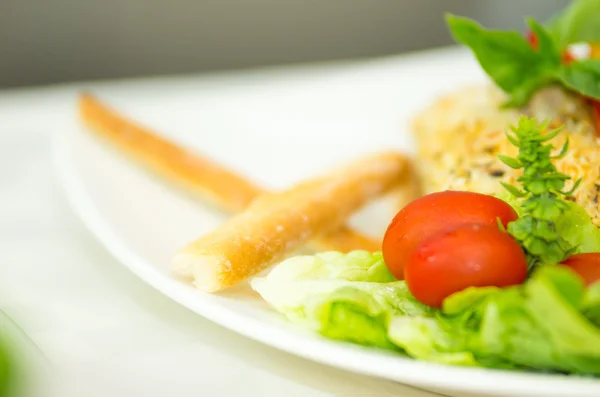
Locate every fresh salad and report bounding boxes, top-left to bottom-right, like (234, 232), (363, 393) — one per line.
(252, 1), (600, 376)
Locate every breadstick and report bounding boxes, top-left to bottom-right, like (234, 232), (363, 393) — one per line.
(172, 152), (409, 292)
(78, 93), (384, 252)
(79, 93), (262, 213)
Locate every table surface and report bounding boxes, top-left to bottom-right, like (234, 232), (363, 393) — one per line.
(0, 65), (471, 397)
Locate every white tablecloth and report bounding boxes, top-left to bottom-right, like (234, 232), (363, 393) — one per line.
(0, 82), (448, 397)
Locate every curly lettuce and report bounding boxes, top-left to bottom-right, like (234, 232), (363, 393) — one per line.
(251, 251), (431, 349)
(388, 266), (600, 374)
(255, 252), (600, 375)
(583, 281), (600, 326)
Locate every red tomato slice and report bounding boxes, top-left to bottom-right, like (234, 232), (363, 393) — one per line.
(561, 253), (600, 286)
(382, 191), (518, 280)
(405, 223), (528, 308)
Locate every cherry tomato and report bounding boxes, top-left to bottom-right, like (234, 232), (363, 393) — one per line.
(405, 223), (528, 308)
(382, 191), (518, 280)
(527, 31), (538, 49)
(527, 31), (574, 63)
(562, 50), (576, 64)
(561, 253), (600, 286)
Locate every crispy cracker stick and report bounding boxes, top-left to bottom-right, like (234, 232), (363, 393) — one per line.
(79, 93), (262, 213)
(78, 93), (384, 252)
(172, 152), (409, 292)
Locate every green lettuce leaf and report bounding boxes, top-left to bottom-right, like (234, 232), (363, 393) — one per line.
(495, 191), (524, 216)
(583, 281), (600, 326)
(313, 288), (397, 349)
(388, 267), (600, 374)
(442, 286), (501, 315)
(251, 251), (430, 349)
(256, 251), (600, 374)
(388, 287), (515, 369)
(546, 0), (600, 48)
(250, 251), (397, 324)
(387, 315), (481, 366)
(522, 266), (600, 374)
(553, 201), (600, 254)
(257, 251), (395, 284)
(497, 193), (600, 255)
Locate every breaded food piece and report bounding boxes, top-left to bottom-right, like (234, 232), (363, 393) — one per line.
(172, 152), (410, 292)
(412, 84), (600, 226)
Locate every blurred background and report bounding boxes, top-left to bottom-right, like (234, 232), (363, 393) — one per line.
(1, 0), (570, 88)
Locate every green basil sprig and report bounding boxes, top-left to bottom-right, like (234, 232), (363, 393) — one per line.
(446, 1), (600, 107)
(546, 0), (600, 48)
(558, 59), (600, 99)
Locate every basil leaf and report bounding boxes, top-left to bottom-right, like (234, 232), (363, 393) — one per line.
(446, 15), (561, 106)
(558, 59), (600, 100)
(546, 0), (600, 48)
(528, 19), (561, 62)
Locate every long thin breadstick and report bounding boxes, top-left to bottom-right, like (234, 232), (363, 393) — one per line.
(172, 152), (409, 292)
(79, 93), (263, 213)
(78, 93), (385, 252)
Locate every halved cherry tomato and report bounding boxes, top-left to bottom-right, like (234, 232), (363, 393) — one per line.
(561, 253), (600, 286)
(382, 191), (518, 280)
(405, 223), (528, 308)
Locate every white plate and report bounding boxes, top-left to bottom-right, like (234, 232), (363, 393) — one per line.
(55, 47), (600, 397)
